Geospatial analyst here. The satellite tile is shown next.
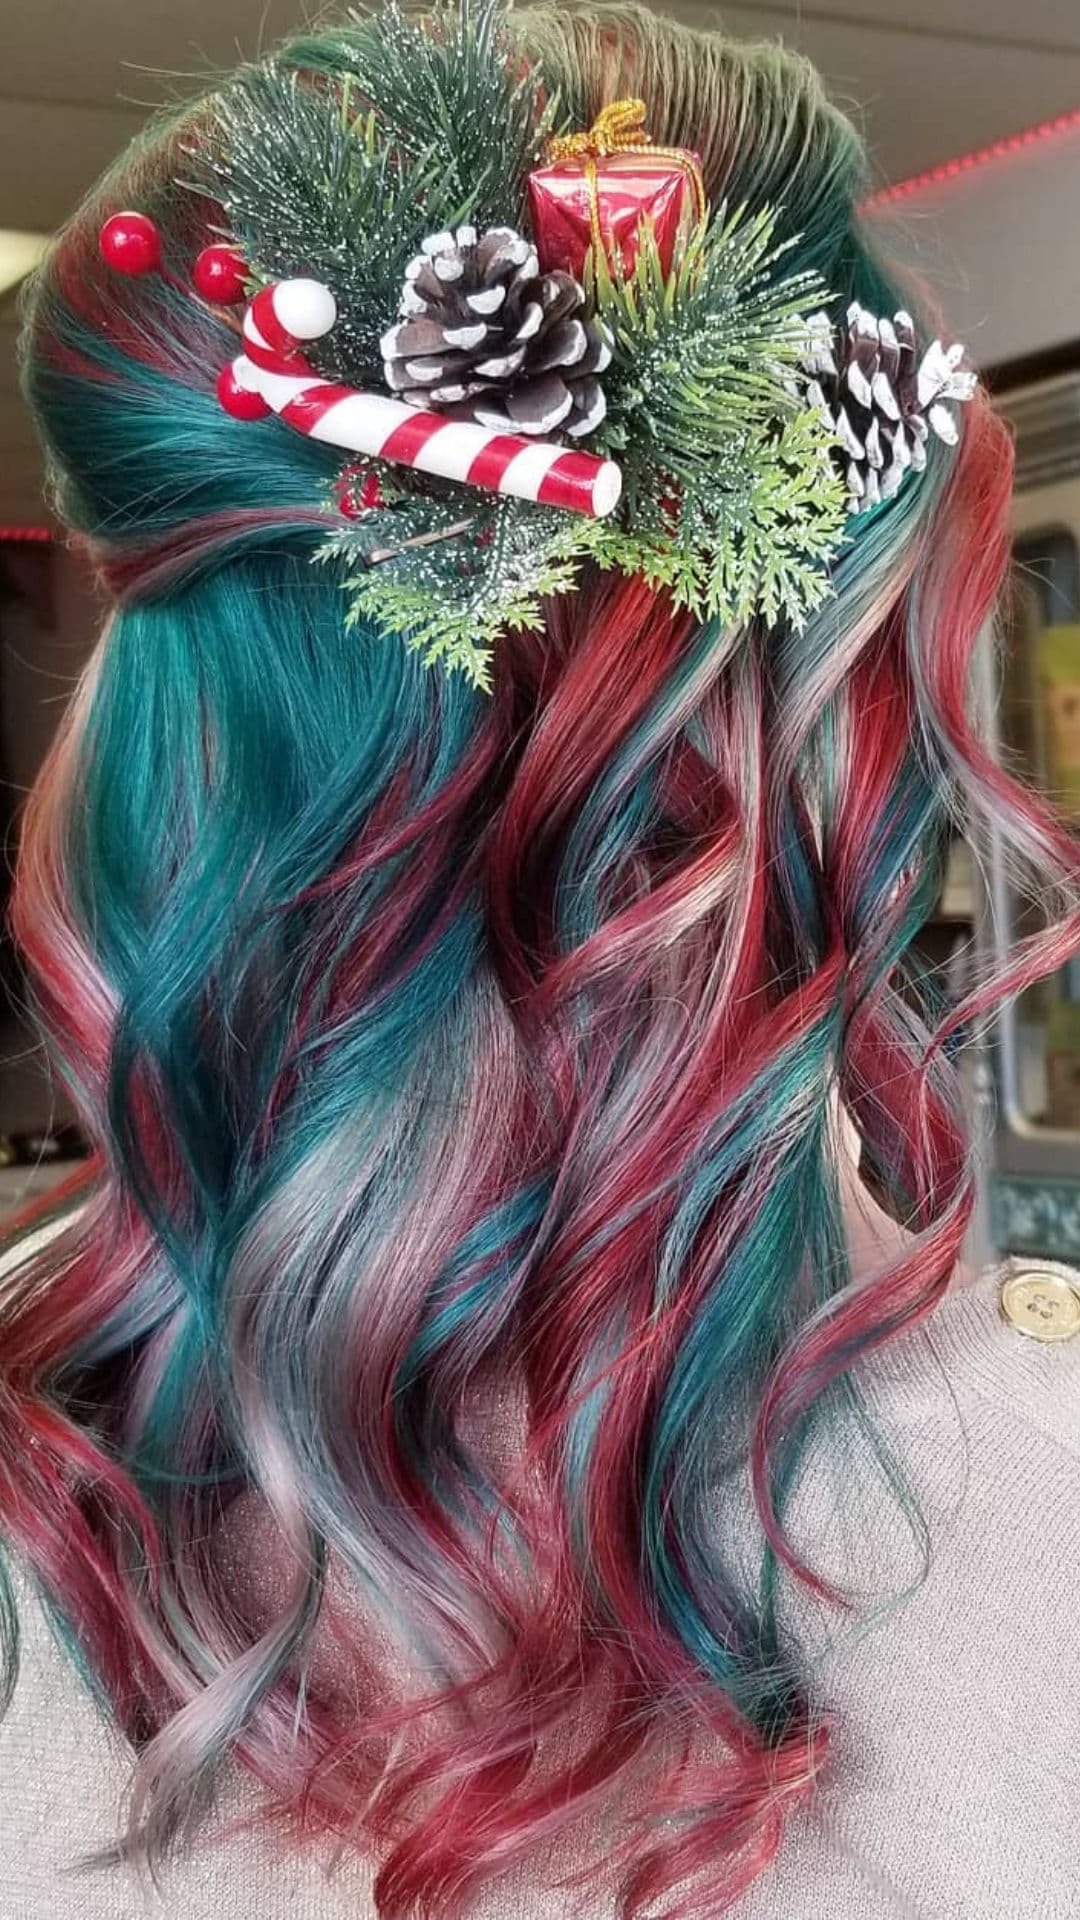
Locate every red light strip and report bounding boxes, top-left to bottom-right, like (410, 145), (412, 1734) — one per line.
(0, 526), (51, 543)
(863, 105), (1080, 210)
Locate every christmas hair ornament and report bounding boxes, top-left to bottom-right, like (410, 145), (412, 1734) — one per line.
(801, 303), (978, 512)
(89, 1), (979, 685)
(528, 98), (707, 282)
(192, 3), (884, 684)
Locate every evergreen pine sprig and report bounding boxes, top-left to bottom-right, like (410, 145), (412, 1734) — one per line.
(587, 203), (848, 628)
(281, 0), (562, 233)
(593, 203), (828, 451)
(206, 68), (469, 382)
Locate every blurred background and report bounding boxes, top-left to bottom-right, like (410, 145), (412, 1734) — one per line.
(1, 0), (1079, 1256)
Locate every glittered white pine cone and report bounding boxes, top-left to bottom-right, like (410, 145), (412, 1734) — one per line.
(381, 224), (611, 440)
(801, 302), (977, 513)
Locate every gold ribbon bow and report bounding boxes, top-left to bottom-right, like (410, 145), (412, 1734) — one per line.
(548, 97), (653, 163)
(546, 97), (707, 276)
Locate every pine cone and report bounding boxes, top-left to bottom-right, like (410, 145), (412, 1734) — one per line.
(801, 303), (977, 513)
(380, 224), (610, 439)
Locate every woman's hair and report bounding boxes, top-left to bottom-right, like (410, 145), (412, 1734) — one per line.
(3, 5), (1078, 1914)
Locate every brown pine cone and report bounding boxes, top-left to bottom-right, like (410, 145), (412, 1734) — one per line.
(380, 224), (611, 439)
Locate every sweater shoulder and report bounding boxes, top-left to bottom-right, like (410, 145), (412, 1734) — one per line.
(874, 1258), (1080, 1463)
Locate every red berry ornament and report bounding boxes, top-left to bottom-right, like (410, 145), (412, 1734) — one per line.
(338, 466), (385, 519)
(358, 471), (384, 513)
(99, 211), (162, 276)
(217, 361), (271, 421)
(193, 244), (248, 304)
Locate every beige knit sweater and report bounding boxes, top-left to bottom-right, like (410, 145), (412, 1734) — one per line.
(3, 1257), (1078, 1920)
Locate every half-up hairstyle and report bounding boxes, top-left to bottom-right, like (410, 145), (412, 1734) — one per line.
(3, 5), (1078, 1916)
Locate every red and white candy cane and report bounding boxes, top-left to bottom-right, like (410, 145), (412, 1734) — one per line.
(219, 278), (623, 520)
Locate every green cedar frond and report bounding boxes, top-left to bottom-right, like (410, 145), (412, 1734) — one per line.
(315, 482), (596, 689)
(579, 411), (847, 632)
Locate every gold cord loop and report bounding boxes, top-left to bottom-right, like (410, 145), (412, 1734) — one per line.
(548, 97), (651, 163)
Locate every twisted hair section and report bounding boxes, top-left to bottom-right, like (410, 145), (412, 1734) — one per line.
(2, 7), (1076, 1915)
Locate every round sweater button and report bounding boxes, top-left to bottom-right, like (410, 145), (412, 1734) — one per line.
(1000, 1268), (1080, 1342)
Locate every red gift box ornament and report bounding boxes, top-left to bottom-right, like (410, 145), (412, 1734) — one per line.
(527, 97), (707, 285)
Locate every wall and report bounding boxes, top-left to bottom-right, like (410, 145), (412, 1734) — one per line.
(866, 116), (1080, 371)
(0, 541), (98, 805)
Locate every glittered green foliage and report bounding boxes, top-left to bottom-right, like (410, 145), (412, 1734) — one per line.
(593, 203), (831, 461)
(589, 203), (848, 628)
(208, 69), (468, 382)
(282, 0), (561, 234)
(315, 477), (595, 689)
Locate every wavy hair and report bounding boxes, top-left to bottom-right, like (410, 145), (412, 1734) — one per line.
(3, 6), (1077, 1915)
